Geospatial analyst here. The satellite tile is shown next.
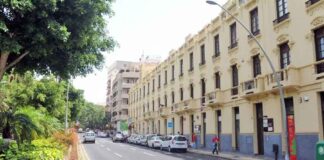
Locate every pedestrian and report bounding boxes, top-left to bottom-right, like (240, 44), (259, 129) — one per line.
(212, 135), (220, 155)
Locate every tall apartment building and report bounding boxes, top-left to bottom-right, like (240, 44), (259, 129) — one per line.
(129, 0), (324, 159)
(106, 61), (141, 132)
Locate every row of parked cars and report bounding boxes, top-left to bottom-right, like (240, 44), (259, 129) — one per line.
(125, 134), (188, 152)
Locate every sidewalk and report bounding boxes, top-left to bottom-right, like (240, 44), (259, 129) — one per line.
(77, 140), (90, 160)
(188, 148), (272, 160)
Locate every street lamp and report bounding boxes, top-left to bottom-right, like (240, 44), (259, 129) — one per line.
(206, 1), (289, 160)
(65, 80), (70, 131)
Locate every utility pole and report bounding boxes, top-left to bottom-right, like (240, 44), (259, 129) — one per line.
(65, 80), (70, 131)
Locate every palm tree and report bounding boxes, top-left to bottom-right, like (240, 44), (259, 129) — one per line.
(0, 107), (43, 145)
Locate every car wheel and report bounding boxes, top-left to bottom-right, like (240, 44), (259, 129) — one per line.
(168, 146), (172, 152)
(183, 149), (187, 153)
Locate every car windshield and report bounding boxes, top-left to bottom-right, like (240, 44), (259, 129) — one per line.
(86, 133), (95, 136)
(174, 136), (187, 141)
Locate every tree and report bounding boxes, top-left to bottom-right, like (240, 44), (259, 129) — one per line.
(79, 103), (106, 129)
(0, 0), (115, 81)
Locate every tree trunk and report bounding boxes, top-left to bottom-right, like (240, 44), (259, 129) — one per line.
(2, 121), (11, 138)
(0, 52), (9, 81)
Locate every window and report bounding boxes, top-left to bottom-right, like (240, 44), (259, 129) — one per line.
(158, 75), (161, 88)
(147, 83), (150, 95)
(164, 70), (167, 85)
(190, 83), (194, 99)
(229, 23), (237, 49)
(164, 95), (168, 107)
(189, 52), (194, 71)
(253, 54), (261, 77)
(152, 100), (155, 111)
(279, 43), (290, 69)
(158, 97), (161, 107)
(214, 35), (220, 57)
(315, 27), (324, 73)
(180, 59), (183, 76)
(171, 91), (175, 104)
(215, 72), (221, 89)
(200, 44), (206, 65)
(152, 79), (155, 92)
(171, 65), (175, 81)
(201, 79), (206, 104)
(274, 0), (289, 24)
(143, 86), (145, 98)
(250, 8), (259, 36)
(180, 88), (183, 101)
(231, 65), (239, 95)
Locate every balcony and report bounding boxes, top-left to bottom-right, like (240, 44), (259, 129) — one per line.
(228, 41), (238, 50)
(305, 0), (320, 7)
(159, 107), (171, 117)
(273, 13), (290, 25)
(144, 111), (158, 120)
(241, 76), (265, 99)
(265, 67), (300, 93)
(205, 90), (223, 107)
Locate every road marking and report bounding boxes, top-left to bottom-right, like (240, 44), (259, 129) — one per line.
(143, 152), (155, 156)
(114, 153), (122, 158)
(130, 148), (136, 151)
(106, 147), (111, 151)
(100, 144), (104, 147)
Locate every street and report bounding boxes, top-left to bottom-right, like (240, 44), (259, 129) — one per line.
(80, 135), (225, 160)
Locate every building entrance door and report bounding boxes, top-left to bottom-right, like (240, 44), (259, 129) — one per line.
(180, 116), (184, 134)
(234, 107), (240, 151)
(256, 103), (264, 155)
(202, 113), (206, 147)
(285, 97), (296, 160)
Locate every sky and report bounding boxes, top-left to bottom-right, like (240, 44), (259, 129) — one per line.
(72, 0), (227, 105)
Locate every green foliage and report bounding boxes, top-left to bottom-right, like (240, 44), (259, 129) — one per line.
(79, 103), (106, 129)
(0, 0), (116, 80)
(4, 138), (64, 160)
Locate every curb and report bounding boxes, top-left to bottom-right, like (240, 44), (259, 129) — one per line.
(187, 149), (233, 160)
(78, 142), (90, 160)
(188, 149), (268, 160)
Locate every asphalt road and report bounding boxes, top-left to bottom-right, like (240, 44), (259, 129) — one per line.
(80, 135), (225, 160)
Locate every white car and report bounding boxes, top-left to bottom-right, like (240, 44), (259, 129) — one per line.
(83, 131), (96, 143)
(160, 135), (188, 152)
(148, 136), (162, 148)
(112, 133), (124, 142)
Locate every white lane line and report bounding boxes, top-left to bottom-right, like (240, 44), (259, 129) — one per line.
(106, 147), (111, 151)
(130, 148), (136, 151)
(114, 153), (123, 158)
(143, 152), (155, 156)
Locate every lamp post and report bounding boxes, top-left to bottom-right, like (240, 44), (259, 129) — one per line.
(65, 80), (70, 131)
(206, 1), (289, 160)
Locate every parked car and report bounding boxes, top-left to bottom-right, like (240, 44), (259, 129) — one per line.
(83, 131), (96, 143)
(112, 132), (124, 143)
(147, 136), (162, 148)
(127, 134), (137, 143)
(140, 134), (157, 146)
(135, 135), (143, 145)
(160, 135), (188, 152)
(97, 131), (107, 137)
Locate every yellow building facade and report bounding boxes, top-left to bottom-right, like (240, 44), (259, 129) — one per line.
(129, 0), (324, 159)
